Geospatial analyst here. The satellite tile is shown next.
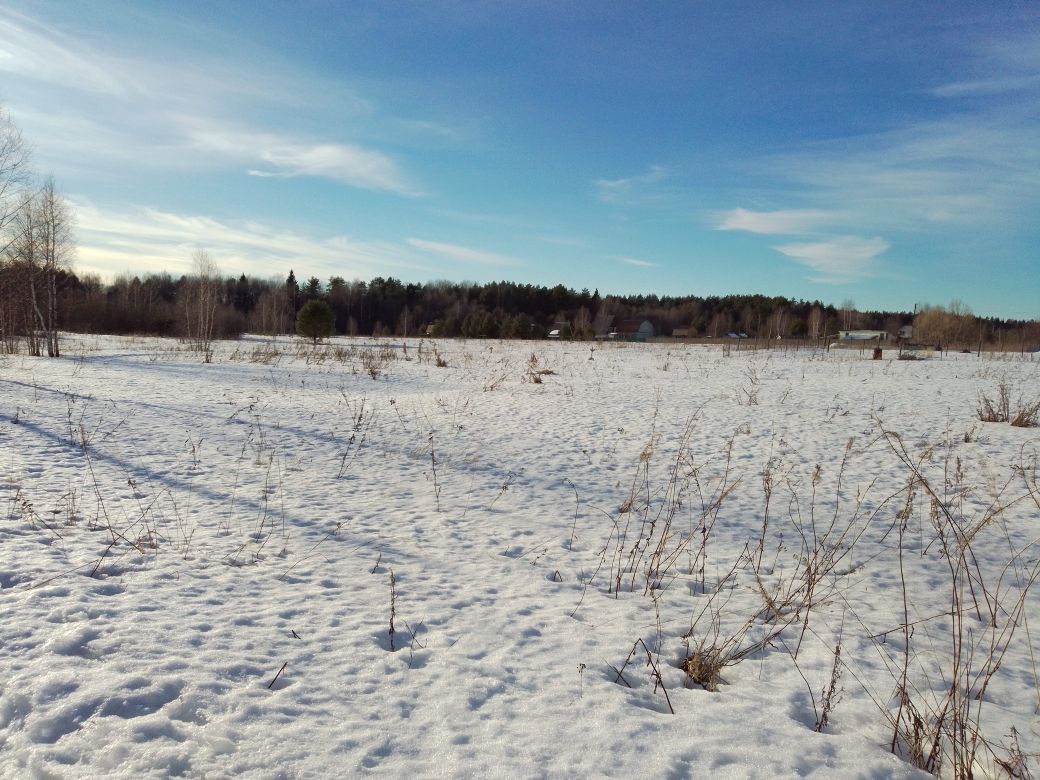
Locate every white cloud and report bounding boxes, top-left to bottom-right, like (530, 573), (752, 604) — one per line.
(761, 32), (1040, 233)
(619, 257), (657, 268)
(933, 74), (1040, 98)
(595, 165), (667, 203)
(0, 8), (417, 196)
(406, 238), (516, 266)
(392, 118), (467, 143)
(72, 201), (424, 280)
(0, 10), (135, 97)
(767, 115), (1040, 229)
(0, 7), (363, 109)
(715, 208), (838, 235)
(724, 33), (1039, 246)
(772, 236), (888, 284)
(935, 30), (1040, 97)
(190, 125), (419, 195)
(715, 207), (883, 285)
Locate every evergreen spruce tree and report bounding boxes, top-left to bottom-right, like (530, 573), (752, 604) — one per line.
(285, 269), (299, 313)
(296, 299), (334, 344)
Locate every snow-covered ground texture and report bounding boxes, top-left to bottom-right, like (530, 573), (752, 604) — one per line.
(2, 335), (1039, 779)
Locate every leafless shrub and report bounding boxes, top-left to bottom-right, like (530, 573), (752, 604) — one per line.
(483, 371), (508, 391)
(388, 568), (397, 651)
(427, 432), (441, 512)
(738, 365), (761, 405)
(680, 555), (792, 691)
(1010, 398), (1040, 428)
(994, 728), (1038, 780)
(750, 442), (899, 658)
(523, 353), (555, 384)
(612, 637), (674, 713)
(784, 613), (846, 734)
(791, 444), (891, 656)
(361, 349), (393, 379)
(978, 383), (1012, 422)
(815, 633), (843, 732)
(738, 384), (759, 405)
(336, 395), (373, 478)
(881, 429), (1040, 780)
(605, 410), (742, 597)
(248, 343), (282, 364)
(403, 619), (428, 668)
(978, 383), (1040, 428)
(679, 643), (727, 692)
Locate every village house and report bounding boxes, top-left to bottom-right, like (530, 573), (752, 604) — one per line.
(613, 318), (655, 341)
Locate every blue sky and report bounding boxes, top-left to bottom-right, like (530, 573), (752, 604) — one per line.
(1, 2), (1038, 318)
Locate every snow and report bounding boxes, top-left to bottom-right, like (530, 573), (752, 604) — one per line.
(1, 335), (1038, 778)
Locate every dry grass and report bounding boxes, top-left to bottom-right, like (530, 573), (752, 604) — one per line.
(881, 428), (1040, 779)
(679, 643), (727, 692)
(978, 383), (1012, 422)
(978, 383), (1040, 427)
(1011, 399), (1040, 428)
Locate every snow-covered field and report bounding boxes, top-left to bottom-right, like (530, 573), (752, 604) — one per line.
(2, 335), (1038, 779)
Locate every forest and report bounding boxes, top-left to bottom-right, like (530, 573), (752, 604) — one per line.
(4, 264), (1037, 352)
(2, 107), (1037, 354)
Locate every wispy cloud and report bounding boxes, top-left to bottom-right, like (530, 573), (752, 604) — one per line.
(392, 118), (467, 144)
(0, 10), (135, 97)
(772, 236), (888, 284)
(189, 125), (419, 195)
(406, 238), (516, 266)
(717, 32), (1039, 288)
(764, 33), (1040, 232)
(708, 31), (1040, 298)
(619, 257), (657, 268)
(9, 4), (394, 109)
(767, 114), (1040, 229)
(714, 207), (882, 284)
(933, 74), (1040, 98)
(538, 235), (588, 248)
(73, 201), (422, 279)
(0, 8), (312, 108)
(0, 7), (417, 195)
(595, 165), (667, 203)
(715, 208), (838, 235)
(934, 30), (1040, 98)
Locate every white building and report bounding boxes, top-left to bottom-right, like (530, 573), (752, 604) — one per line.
(837, 330), (890, 342)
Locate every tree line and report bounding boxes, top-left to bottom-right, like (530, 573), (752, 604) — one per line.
(2, 105), (1037, 355)
(37, 268), (1040, 350)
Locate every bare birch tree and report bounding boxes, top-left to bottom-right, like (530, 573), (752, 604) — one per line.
(34, 179), (73, 356)
(840, 298), (856, 331)
(180, 248), (221, 358)
(807, 306), (823, 340)
(0, 107), (32, 352)
(10, 193), (43, 355)
(250, 286), (290, 336)
(5, 180), (74, 357)
(0, 108), (31, 240)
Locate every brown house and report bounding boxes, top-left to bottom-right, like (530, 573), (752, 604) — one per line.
(614, 318), (655, 341)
